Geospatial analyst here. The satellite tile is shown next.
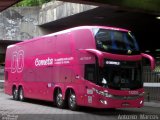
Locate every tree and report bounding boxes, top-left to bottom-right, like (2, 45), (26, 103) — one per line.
(16, 0), (52, 7)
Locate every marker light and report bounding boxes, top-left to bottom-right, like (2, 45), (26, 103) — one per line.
(156, 16), (160, 20)
(140, 100), (143, 104)
(100, 99), (107, 105)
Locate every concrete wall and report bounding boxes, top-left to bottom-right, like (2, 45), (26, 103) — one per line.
(0, 7), (41, 41)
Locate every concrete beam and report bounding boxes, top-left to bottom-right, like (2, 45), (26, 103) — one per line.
(60, 0), (160, 15)
(0, 0), (21, 12)
(38, 1), (97, 25)
(0, 7), (41, 41)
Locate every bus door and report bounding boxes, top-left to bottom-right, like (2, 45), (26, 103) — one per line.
(84, 63), (98, 106)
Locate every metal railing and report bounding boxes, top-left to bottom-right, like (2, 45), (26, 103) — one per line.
(0, 68), (4, 89)
(0, 68), (4, 80)
(143, 66), (160, 101)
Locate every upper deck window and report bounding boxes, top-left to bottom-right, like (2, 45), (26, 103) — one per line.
(93, 28), (140, 55)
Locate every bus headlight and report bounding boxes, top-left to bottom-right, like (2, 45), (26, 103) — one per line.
(92, 88), (113, 98)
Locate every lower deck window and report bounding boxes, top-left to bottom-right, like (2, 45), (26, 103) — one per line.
(84, 64), (96, 83)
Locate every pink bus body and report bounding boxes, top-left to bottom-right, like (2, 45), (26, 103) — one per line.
(4, 26), (155, 110)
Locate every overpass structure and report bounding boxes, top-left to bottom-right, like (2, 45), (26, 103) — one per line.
(0, 0), (160, 51)
(38, 0), (160, 52)
(0, 0), (21, 12)
(60, 0), (160, 14)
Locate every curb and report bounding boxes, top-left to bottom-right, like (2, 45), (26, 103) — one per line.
(144, 102), (160, 108)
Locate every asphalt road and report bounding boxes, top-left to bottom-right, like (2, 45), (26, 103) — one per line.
(0, 90), (160, 120)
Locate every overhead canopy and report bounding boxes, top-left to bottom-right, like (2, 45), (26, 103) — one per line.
(0, 0), (21, 12)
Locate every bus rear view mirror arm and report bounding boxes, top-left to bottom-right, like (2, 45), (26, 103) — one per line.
(141, 53), (155, 71)
(79, 49), (104, 67)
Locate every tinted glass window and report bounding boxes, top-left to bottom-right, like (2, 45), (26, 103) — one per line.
(93, 28), (140, 55)
(98, 60), (142, 90)
(85, 64), (97, 83)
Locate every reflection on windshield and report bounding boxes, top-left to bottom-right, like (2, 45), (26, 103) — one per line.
(93, 28), (140, 54)
(84, 60), (142, 90)
(98, 60), (142, 90)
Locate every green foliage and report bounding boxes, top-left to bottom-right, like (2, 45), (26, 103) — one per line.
(16, 0), (52, 7)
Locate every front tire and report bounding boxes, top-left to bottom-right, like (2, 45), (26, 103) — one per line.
(55, 89), (65, 108)
(68, 91), (78, 111)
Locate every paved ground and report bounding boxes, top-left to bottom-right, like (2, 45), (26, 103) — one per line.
(0, 89), (160, 120)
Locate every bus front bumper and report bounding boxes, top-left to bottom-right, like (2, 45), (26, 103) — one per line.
(91, 96), (144, 108)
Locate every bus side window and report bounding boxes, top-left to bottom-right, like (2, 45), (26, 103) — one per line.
(84, 64), (96, 83)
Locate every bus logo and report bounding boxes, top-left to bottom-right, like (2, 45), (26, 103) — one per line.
(11, 50), (24, 73)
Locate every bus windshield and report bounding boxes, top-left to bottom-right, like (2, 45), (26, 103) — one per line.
(93, 28), (140, 54)
(98, 60), (143, 90)
(84, 61), (143, 90)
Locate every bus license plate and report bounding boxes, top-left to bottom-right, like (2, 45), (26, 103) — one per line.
(122, 102), (130, 107)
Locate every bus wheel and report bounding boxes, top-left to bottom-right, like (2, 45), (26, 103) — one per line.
(55, 89), (65, 108)
(12, 88), (18, 100)
(19, 87), (25, 101)
(68, 91), (78, 111)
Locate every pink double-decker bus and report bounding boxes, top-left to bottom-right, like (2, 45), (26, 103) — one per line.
(4, 26), (155, 110)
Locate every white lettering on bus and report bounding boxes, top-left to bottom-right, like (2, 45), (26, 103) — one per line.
(54, 57), (74, 65)
(11, 50), (24, 73)
(128, 91), (139, 95)
(35, 58), (53, 66)
(106, 61), (120, 65)
(80, 57), (92, 61)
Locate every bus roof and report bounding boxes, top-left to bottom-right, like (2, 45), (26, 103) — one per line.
(7, 25), (129, 48)
(45, 25), (129, 37)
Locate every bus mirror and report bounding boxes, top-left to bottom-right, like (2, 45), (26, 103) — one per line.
(79, 49), (104, 67)
(141, 53), (155, 71)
